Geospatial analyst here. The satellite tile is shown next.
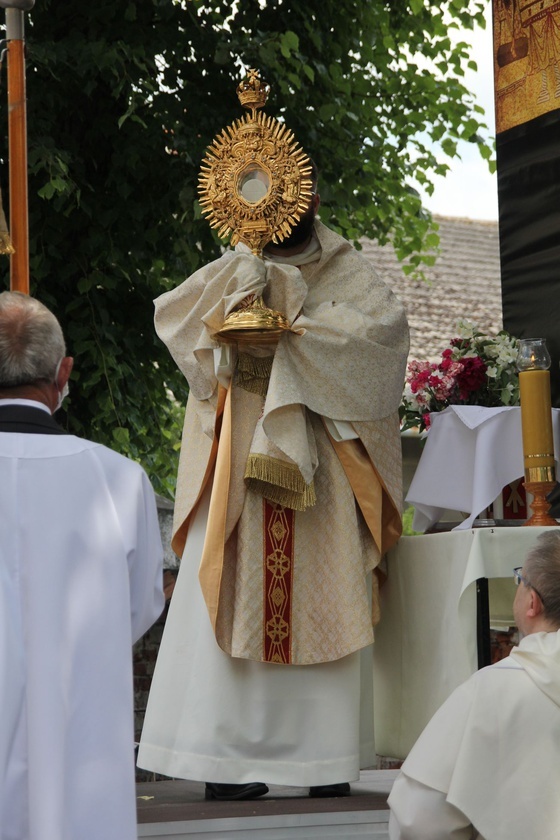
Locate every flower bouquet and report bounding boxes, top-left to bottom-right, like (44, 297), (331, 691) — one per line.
(400, 320), (520, 433)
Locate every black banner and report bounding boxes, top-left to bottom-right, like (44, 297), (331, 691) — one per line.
(494, 0), (560, 405)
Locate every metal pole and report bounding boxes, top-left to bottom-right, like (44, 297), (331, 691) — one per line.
(1, 0), (34, 293)
(476, 577), (492, 669)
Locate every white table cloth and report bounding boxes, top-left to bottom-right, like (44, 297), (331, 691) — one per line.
(406, 405), (560, 532)
(372, 525), (558, 759)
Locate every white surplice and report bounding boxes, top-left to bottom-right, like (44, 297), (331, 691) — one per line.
(0, 427), (164, 840)
(388, 630), (560, 840)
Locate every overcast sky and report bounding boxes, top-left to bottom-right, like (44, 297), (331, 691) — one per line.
(418, 4), (499, 222)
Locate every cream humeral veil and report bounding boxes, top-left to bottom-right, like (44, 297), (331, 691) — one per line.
(154, 220), (409, 664)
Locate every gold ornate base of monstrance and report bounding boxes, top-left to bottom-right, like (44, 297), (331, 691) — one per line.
(215, 296), (291, 345)
(198, 69), (313, 344)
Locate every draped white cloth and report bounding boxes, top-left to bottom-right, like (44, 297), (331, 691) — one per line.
(0, 428), (164, 840)
(407, 405), (560, 531)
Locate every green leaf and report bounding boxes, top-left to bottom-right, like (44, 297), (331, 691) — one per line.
(441, 138), (458, 157)
(280, 30), (299, 58)
(38, 182), (55, 200)
(112, 426), (131, 448)
(424, 232), (440, 249)
(302, 64), (315, 83)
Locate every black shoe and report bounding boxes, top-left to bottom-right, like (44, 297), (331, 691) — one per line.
(309, 782), (351, 798)
(205, 782), (269, 801)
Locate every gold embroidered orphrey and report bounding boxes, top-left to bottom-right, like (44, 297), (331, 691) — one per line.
(198, 69), (313, 343)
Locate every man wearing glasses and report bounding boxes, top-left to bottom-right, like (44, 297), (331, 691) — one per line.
(388, 530), (560, 840)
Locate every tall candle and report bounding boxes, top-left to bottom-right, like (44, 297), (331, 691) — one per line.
(519, 369), (555, 475)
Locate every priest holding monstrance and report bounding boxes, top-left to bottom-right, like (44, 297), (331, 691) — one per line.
(138, 69), (410, 799)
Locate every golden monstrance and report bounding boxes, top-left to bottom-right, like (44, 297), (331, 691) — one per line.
(198, 69), (313, 343)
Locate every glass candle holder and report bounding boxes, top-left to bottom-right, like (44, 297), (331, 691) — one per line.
(516, 337), (551, 372)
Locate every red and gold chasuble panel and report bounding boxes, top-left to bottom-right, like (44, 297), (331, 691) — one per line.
(263, 500), (294, 664)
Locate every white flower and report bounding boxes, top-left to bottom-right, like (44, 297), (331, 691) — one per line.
(454, 319), (477, 339)
(402, 384), (424, 411)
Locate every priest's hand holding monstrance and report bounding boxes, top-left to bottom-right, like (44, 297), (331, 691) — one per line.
(198, 69), (313, 344)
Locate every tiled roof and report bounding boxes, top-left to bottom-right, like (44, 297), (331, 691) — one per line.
(360, 215), (502, 363)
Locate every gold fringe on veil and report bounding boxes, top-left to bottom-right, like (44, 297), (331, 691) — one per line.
(244, 453), (316, 511)
(234, 352), (273, 397)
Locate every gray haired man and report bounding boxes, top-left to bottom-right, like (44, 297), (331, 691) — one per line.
(388, 529), (560, 840)
(0, 291), (164, 840)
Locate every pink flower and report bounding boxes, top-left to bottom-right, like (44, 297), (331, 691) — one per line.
(447, 361), (463, 377)
(440, 348), (454, 371)
(408, 366), (432, 393)
(432, 377), (454, 401)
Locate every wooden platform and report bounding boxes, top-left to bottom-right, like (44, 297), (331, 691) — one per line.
(136, 769), (397, 839)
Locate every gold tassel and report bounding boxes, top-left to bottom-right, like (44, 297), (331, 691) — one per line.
(234, 352), (273, 397)
(0, 186), (14, 256)
(244, 453), (316, 511)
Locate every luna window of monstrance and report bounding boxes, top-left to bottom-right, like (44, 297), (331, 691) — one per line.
(198, 69), (313, 344)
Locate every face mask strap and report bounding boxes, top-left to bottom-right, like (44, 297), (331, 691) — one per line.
(53, 357), (69, 412)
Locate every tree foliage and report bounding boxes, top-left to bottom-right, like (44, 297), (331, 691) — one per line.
(0, 0), (491, 495)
